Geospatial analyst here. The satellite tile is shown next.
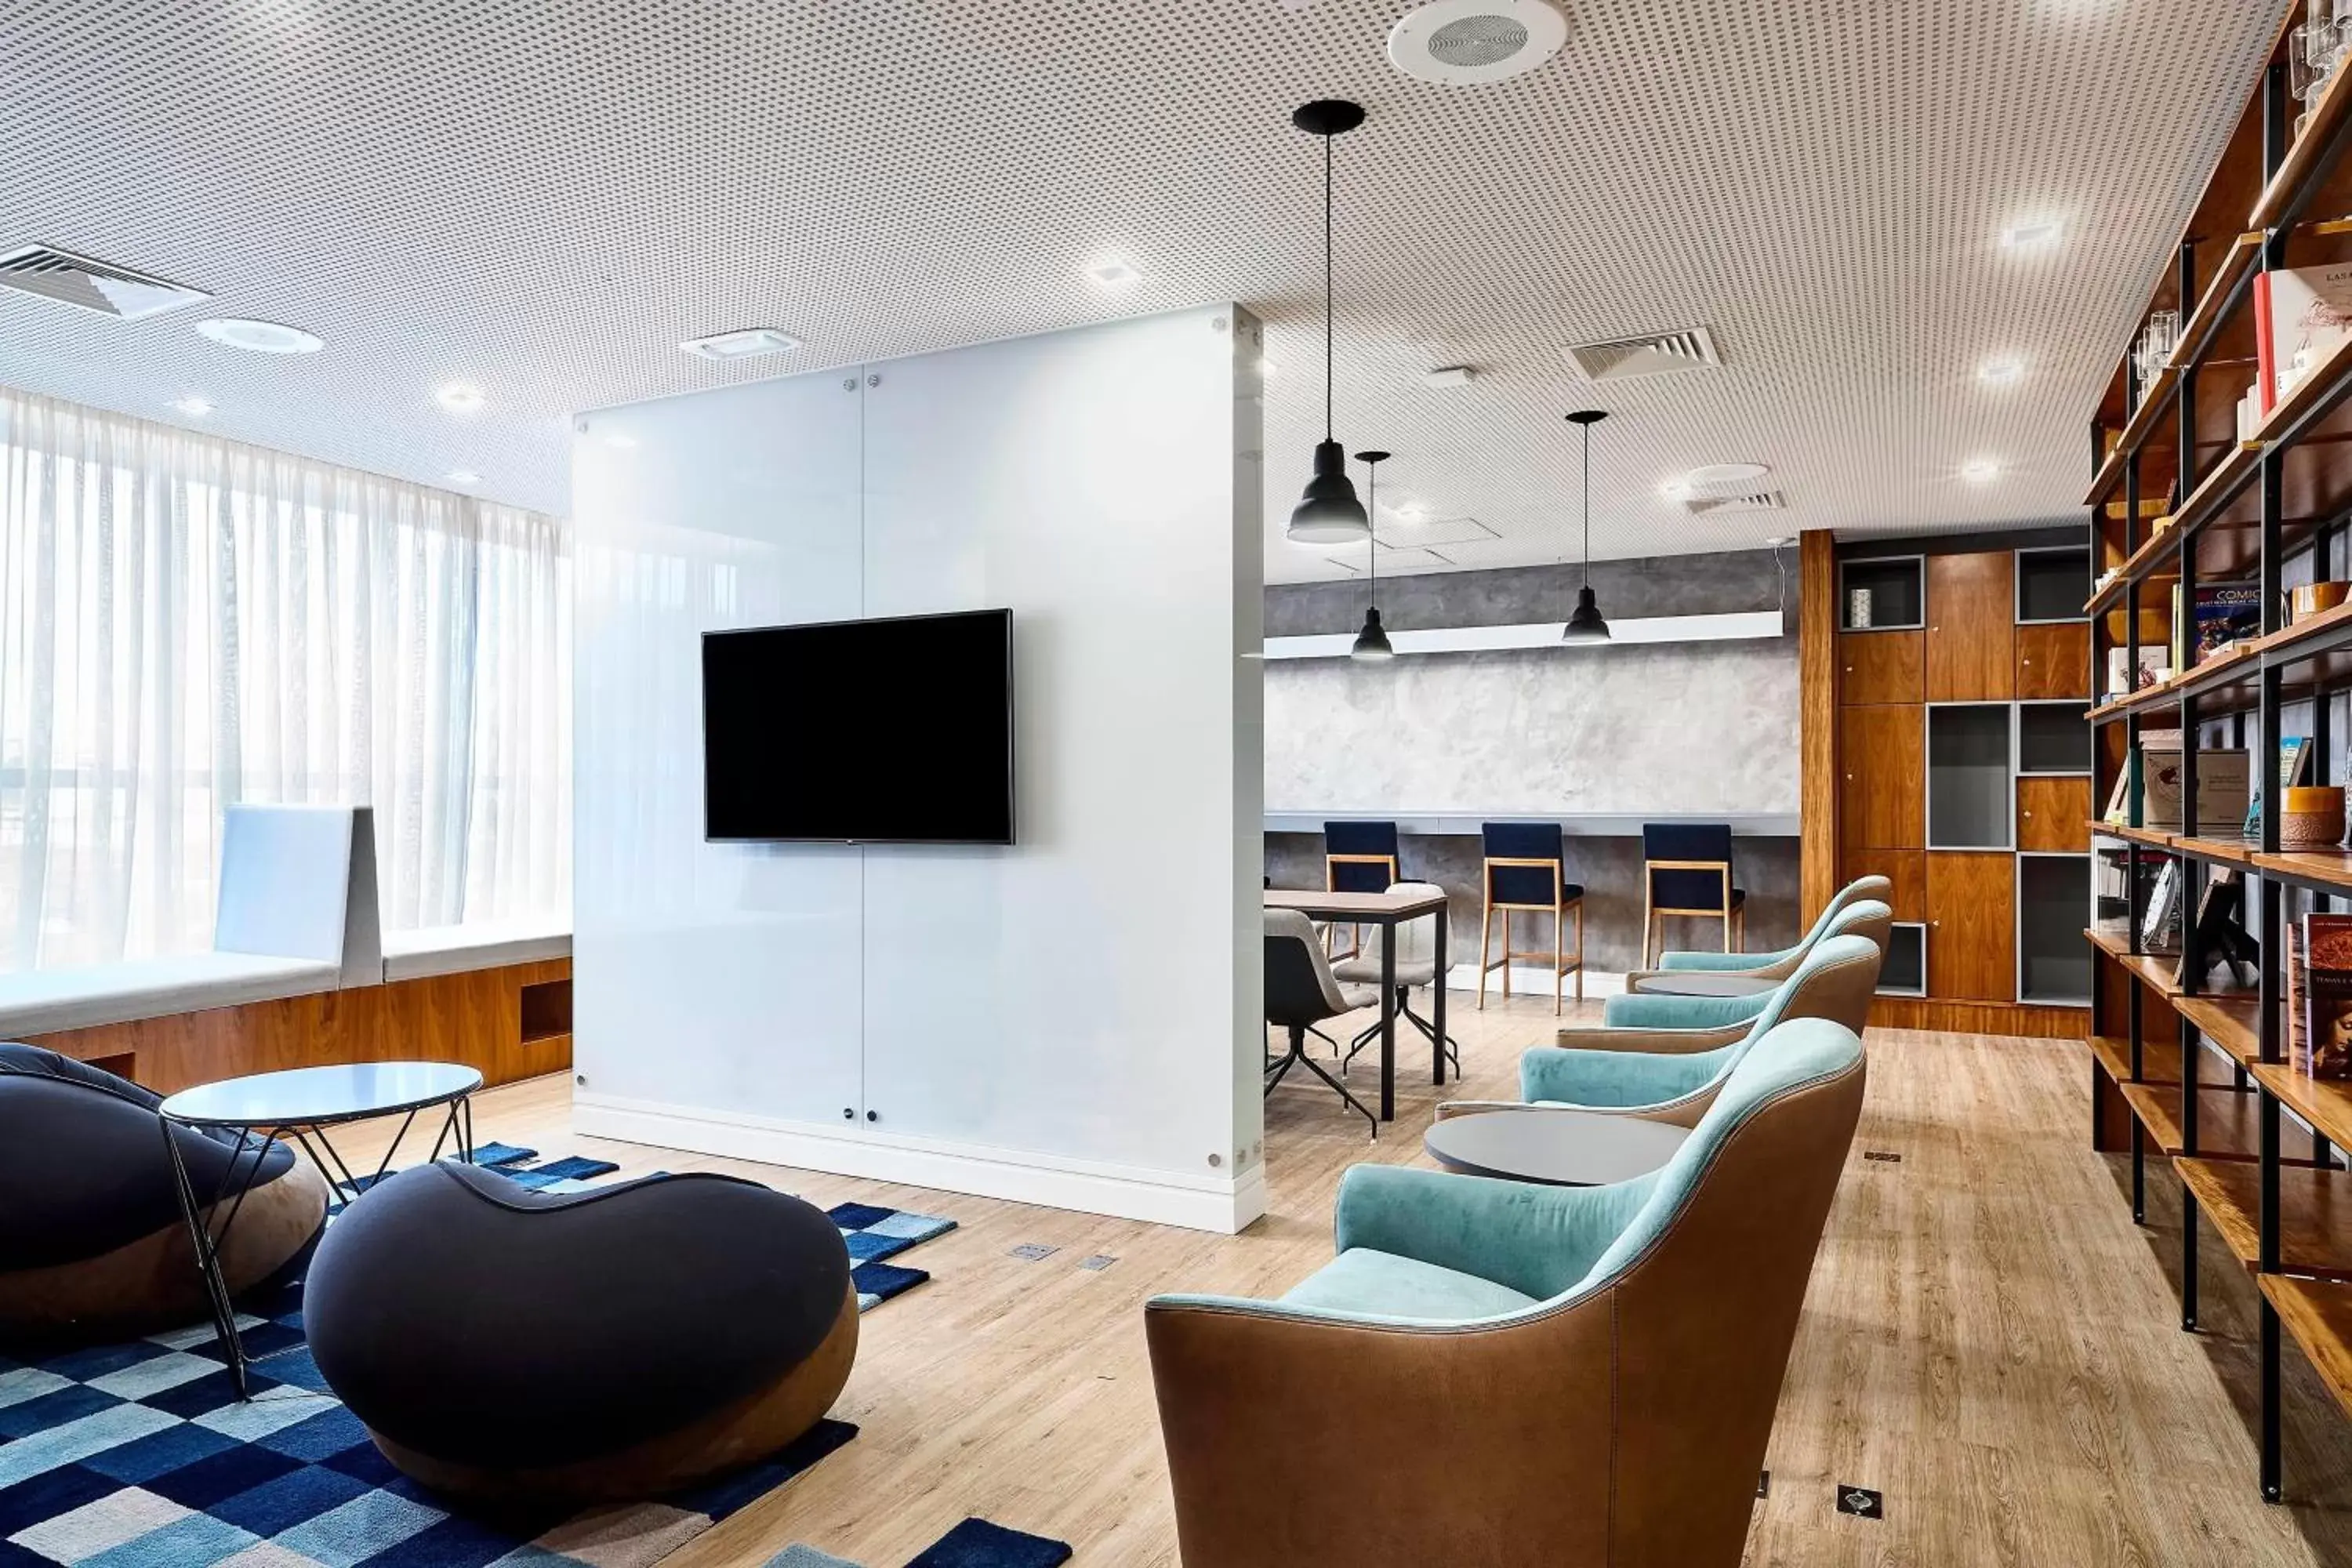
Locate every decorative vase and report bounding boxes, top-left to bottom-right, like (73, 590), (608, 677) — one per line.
(2282, 786), (2347, 850)
(1847, 588), (1873, 629)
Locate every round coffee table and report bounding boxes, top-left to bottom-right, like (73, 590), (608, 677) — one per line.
(1424, 1109), (1689, 1187)
(159, 1062), (483, 1395)
(1632, 970), (1776, 998)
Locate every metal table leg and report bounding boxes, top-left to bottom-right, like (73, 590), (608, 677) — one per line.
(1432, 908), (1449, 1087)
(1379, 915), (1397, 1121)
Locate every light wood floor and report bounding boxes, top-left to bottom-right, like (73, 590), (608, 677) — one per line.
(328, 999), (2352, 1566)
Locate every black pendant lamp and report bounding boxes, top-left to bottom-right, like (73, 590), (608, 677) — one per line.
(1561, 409), (1613, 644)
(1286, 99), (1371, 544)
(1350, 449), (1394, 661)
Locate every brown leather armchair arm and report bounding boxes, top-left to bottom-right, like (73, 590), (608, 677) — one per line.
(1144, 1296), (1619, 1568)
(1552, 1021), (1746, 1054)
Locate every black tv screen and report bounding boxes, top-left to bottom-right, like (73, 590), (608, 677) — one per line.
(702, 609), (1014, 844)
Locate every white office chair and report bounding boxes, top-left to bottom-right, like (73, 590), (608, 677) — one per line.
(1334, 881), (1461, 1078)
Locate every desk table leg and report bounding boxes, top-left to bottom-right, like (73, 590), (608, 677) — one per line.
(1380, 916), (1397, 1121)
(1432, 909), (1449, 1087)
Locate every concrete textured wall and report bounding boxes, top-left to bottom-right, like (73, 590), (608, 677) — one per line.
(1262, 548), (1802, 971)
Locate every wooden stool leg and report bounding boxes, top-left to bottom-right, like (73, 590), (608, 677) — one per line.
(1552, 904), (1563, 1016)
(1501, 912), (1513, 1000)
(1477, 897), (1492, 1011)
(1573, 901), (1584, 1002)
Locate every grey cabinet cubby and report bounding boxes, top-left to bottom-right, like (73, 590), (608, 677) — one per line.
(1927, 703), (2013, 848)
(1879, 923), (1927, 996)
(2018, 853), (2092, 1005)
(2018, 702), (2092, 775)
(1840, 557), (1923, 630)
(2016, 546), (2092, 623)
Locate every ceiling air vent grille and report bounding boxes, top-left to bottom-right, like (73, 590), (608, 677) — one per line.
(1563, 325), (1722, 382)
(0, 245), (210, 321)
(1679, 488), (1786, 516)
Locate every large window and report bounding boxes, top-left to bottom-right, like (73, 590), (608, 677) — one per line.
(0, 388), (569, 972)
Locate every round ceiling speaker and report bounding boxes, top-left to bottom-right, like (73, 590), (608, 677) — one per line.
(196, 318), (324, 354)
(1388, 0), (1569, 86)
(1682, 461), (1773, 485)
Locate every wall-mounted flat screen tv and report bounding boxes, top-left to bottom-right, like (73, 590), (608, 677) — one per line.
(702, 608), (1014, 844)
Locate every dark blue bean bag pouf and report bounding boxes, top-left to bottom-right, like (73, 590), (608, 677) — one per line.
(304, 1162), (858, 1503)
(0, 1043), (328, 1346)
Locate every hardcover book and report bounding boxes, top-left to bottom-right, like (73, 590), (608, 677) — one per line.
(2303, 913), (2352, 1080)
(2266, 262), (2352, 405)
(2140, 747), (2252, 833)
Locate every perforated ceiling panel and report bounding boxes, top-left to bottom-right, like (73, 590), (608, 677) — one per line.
(0, 1), (2286, 583)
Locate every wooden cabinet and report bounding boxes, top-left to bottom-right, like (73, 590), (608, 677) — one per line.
(1926, 851), (2016, 1003)
(1926, 552), (2016, 700)
(2017, 776), (2092, 852)
(1838, 705), (1924, 850)
(1840, 848), (1926, 922)
(1838, 630), (1923, 705)
(2015, 622), (2091, 701)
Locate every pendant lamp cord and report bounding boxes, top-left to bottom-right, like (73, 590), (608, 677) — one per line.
(1580, 419), (1592, 589)
(1367, 463), (1377, 611)
(1323, 131), (1334, 443)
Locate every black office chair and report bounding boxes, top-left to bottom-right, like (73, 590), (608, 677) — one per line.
(1323, 820), (1400, 959)
(1336, 880), (1461, 1077)
(1265, 909), (1378, 1137)
(1642, 822), (1745, 966)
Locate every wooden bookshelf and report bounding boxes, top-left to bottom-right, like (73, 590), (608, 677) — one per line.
(2180, 1158), (2352, 1276)
(2261, 1275), (2352, 1423)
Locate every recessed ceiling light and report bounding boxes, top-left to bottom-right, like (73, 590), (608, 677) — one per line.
(436, 382), (485, 414)
(1086, 260), (1141, 287)
(170, 396), (212, 418)
(1960, 458), (2002, 482)
(1682, 461), (1772, 485)
(679, 327), (801, 361)
(446, 469), (481, 485)
(1980, 356), (2025, 384)
(2000, 220), (2063, 249)
(1422, 366), (1475, 388)
(195, 318), (323, 354)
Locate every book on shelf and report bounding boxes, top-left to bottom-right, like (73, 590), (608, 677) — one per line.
(2103, 763), (2132, 826)
(2245, 736), (2314, 837)
(2140, 745), (2252, 833)
(2289, 920), (2307, 1069)
(2302, 914), (2352, 1079)
(2140, 858), (2181, 951)
(2264, 262), (2352, 408)
(2105, 645), (2171, 696)
(2172, 580), (2260, 667)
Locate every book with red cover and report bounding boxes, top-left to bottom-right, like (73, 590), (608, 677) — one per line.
(2303, 914), (2352, 1079)
(2256, 269), (2278, 416)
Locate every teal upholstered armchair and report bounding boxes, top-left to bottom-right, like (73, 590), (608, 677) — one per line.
(1631, 873), (1888, 981)
(1601, 896), (1889, 1032)
(1437, 926), (1881, 1129)
(1145, 1018), (1868, 1568)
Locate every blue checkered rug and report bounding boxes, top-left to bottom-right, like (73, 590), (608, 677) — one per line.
(339, 1147), (958, 1313)
(0, 1154), (960, 1566)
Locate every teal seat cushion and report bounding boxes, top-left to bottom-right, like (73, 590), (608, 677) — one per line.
(1602, 988), (1773, 1029)
(1659, 945), (1794, 973)
(1279, 1246), (1541, 1322)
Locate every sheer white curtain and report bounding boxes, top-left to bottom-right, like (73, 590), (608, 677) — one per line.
(0, 388), (570, 973)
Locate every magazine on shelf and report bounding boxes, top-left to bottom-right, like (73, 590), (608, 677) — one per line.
(2174, 581), (2261, 666)
(2264, 262), (2352, 408)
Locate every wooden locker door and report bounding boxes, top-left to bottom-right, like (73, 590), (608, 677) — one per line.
(1840, 848), (1926, 922)
(2017, 776), (2092, 851)
(1839, 630), (1924, 704)
(2015, 622), (2090, 700)
(1838, 705), (1924, 849)
(1927, 851), (2016, 1002)
(1926, 552), (2016, 700)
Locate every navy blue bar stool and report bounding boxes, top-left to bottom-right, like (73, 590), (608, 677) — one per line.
(1477, 822), (1584, 1014)
(1641, 822), (1745, 966)
(1324, 820), (1400, 960)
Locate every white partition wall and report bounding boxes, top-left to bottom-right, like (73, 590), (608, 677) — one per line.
(571, 306), (1265, 1232)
